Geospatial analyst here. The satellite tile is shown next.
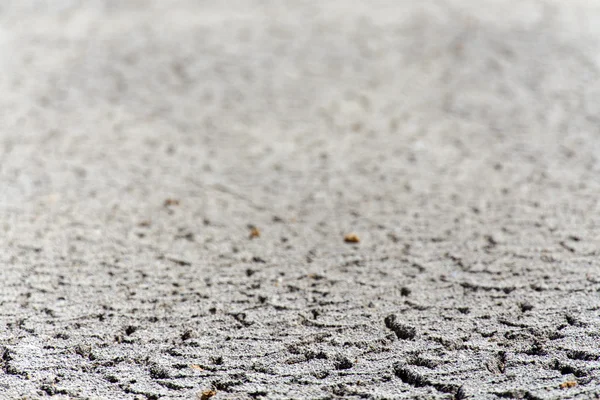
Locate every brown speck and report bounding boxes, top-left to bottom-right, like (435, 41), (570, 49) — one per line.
(560, 381), (577, 389)
(249, 226), (260, 239)
(199, 389), (217, 400)
(164, 198), (180, 207)
(138, 220), (151, 227)
(344, 233), (360, 243)
(190, 364), (204, 371)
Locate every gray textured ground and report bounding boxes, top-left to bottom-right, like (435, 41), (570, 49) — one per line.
(2, 1), (600, 399)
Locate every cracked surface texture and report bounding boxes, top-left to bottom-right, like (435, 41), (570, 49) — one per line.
(1, 0), (600, 399)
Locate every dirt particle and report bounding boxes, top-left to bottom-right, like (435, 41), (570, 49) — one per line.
(344, 233), (360, 243)
(164, 198), (180, 207)
(198, 389), (217, 400)
(560, 381), (577, 389)
(249, 226), (261, 239)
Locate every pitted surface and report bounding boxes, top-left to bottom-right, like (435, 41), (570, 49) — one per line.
(1, 1), (600, 399)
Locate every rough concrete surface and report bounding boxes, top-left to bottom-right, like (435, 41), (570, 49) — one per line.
(1, 1), (600, 399)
